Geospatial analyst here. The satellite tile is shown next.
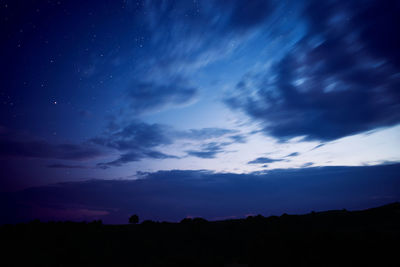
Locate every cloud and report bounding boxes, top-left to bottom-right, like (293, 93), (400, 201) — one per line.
(98, 150), (178, 169)
(186, 142), (230, 159)
(126, 80), (197, 114)
(93, 120), (243, 166)
(181, 131), (248, 159)
(176, 128), (237, 140)
(302, 162), (314, 168)
(61, 0), (280, 121)
(2, 164), (399, 224)
(229, 134), (247, 143)
(248, 157), (283, 164)
(92, 121), (177, 168)
(307, 0), (400, 70)
(226, 0), (400, 141)
(92, 121), (172, 150)
(286, 152), (300, 157)
(186, 151), (217, 159)
(311, 144), (325, 150)
(138, 0), (280, 69)
(47, 164), (87, 169)
(116, 0), (284, 116)
(143, 150), (179, 160)
(218, 0), (276, 30)
(0, 134), (103, 161)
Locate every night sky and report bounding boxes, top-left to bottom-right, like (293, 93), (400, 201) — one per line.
(1, 0), (400, 224)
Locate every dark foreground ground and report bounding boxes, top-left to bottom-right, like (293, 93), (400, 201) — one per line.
(1, 203), (400, 267)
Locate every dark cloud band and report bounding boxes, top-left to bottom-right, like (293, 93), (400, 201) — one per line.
(2, 163), (399, 224)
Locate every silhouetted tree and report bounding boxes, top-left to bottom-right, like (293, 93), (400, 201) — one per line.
(129, 214), (139, 224)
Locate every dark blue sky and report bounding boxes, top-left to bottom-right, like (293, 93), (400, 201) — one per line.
(1, 0), (399, 223)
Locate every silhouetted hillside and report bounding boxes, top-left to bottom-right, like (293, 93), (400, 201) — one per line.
(1, 203), (399, 266)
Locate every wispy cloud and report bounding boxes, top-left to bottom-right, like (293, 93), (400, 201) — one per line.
(186, 142), (232, 159)
(0, 131), (103, 161)
(47, 164), (88, 169)
(286, 152), (300, 157)
(92, 120), (244, 167)
(248, 157), (284, 164)
(126, 80), (198, 115)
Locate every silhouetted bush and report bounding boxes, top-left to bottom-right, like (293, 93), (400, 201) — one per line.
(180, 217), (192, 224)
(129, 214), (139, 224)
